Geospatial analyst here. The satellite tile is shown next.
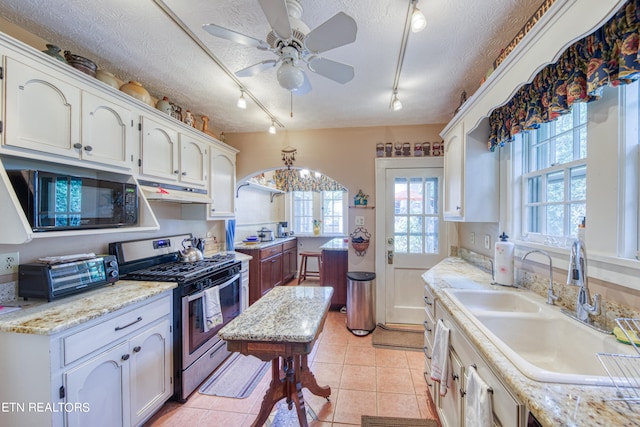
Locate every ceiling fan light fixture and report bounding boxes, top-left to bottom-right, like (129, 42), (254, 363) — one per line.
(268, 120), (277, 134)
(237, 90), (247, 109)
(277, 60), (305, 91)
(411, 5), (427, 33)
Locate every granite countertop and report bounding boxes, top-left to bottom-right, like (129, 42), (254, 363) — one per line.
(218, 286), (333, 343)
(0, 280), (176, 336)
(233, 236), (296, 250)
(320, 237), (349, 251)
(424, 258), (640, 427)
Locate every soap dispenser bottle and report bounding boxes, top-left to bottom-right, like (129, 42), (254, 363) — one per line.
(494, 232), (515, 286)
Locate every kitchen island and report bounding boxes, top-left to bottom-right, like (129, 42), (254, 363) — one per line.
(0, 280), (176, 427)
(218, 285), (333, 427)
(424, 258), (640, 426)
(320, 237), (348, 309)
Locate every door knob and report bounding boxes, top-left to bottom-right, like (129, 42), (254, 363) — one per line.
(387, 250), (394, 264)
(387, 237), (394, 245)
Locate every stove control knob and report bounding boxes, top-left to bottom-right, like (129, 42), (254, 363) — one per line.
(109, 271), (118, 278)
(108, 260), (118, 268)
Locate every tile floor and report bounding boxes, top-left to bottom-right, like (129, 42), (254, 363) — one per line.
(145, 308), (440, 426)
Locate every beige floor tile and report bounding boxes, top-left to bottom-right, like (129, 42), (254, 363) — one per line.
(320, 327), (352, 347)
(314, 342), (347, 364)
(375, 348), (409, 368)
(310, 361), (344, 389)
(303, 388), (338, 422)
(344, 345), (376, 366)
(332, 389), (377, 425)
(411, 368), (429, 395)
(376, 392), (421, 419)
(347, 331), (373, 347)
(144, 405), (207, 427)
(376, 366), (416, 394)
(340, 365), (377, 391)
(194, 409), (249, 426)
(406, 349), (426, 370)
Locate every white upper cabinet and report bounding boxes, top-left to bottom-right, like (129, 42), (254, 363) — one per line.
(139, 116), (208, 189)
(208, 144), (237, 218)
(140, 115), (180, 182)
(443, 121), (464, 220)
(81, 91), (134, 169)
(4, 55), (81, 157)
(179, 133), (208, 188)
(4, 55), (135, 170)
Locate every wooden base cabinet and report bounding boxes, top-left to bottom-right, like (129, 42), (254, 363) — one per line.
(237, 239), (297, 305)
(320, 250), (347, 308)
(435, 300), (524, 427)
(0, 293), (173, 427)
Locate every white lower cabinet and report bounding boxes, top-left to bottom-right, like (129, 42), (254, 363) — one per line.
(241, 259), (250, 311)
(435, 300), (524, 427)
(0, 292), (172, 427)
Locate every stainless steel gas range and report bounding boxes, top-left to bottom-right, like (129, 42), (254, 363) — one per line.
(109, 234), (242, 401)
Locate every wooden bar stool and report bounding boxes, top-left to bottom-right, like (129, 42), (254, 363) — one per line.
(298, 251), (322, 284)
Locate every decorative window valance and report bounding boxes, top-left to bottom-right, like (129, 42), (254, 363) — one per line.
(274, 169), (347, 192)
(488, 0), (639, 151)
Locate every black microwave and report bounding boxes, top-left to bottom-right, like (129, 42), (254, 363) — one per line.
(7, 170), (138, 231)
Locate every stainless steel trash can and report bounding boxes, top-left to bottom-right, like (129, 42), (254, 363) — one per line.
(346, 271), (376, 336)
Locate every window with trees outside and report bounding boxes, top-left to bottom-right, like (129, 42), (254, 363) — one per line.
(521, 103), (587, 245)
(292, 190), (347, 235)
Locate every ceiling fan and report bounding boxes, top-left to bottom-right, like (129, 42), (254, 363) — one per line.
(203, 0), (357, 95)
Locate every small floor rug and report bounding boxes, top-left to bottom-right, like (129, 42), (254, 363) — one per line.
(199, 352), (270, 398)
(266, 400), (317, 427)
(372, 323), (423, 352)
(361, 415), (439, 427)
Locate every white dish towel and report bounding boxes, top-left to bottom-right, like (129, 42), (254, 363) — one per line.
(465, 366), (493, 427)
(430, 319), (450, 396)
(203, 286), (223, 332)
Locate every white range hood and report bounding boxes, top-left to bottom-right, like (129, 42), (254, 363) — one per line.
(139, 181), (213, 204)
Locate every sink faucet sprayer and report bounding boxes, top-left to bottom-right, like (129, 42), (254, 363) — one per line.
(565, 238), (602, 327)
(521, 249), (557, 305)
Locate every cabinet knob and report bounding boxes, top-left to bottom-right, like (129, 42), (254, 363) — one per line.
(182, 171), (187, 176)
(133, 346), (142, 353)
(83, 145), (93, 152)
(456, 206), (461, 211)
(73, 143), (82, 149)
(121, 354), (130, 361)
(174, 170), (179, 174)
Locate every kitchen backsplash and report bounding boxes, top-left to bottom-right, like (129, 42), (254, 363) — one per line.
(459, 248), (640, 332)
(0, 281), (17, 304)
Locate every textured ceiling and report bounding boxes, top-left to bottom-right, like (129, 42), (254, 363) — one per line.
(0, 0), (543, 134)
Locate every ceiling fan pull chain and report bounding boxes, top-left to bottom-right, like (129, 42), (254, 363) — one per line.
(291, 92), (294, 118)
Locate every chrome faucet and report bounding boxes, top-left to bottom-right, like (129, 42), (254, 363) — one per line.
(521, 249), (558, 305)
(566, 239), (601, 324)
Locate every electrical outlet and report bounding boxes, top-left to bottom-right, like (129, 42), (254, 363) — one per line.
(0, 252), (19, 274)
(470, 232), (475, 245)
(484, 235), (491, 249)
(355, 216), (365, 226)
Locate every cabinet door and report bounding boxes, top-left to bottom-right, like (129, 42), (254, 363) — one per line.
(208, 148), (236, 217)
(282, 248), (297, 282)
(140, 116), (180, 182)
(443, 122), (464, 220)
(81, 91), (134, 169)
(4, 56), (81, 158)
(260, 255), (283, 295)
(437, 349), (463, 427)
(179, 134), (208, 188)
(129, 319), (172, 426)
(64, 341), (129, 427)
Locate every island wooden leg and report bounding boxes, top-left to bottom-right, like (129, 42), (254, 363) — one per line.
(299, 354), (331, 399)
(251, 359), (286, 427)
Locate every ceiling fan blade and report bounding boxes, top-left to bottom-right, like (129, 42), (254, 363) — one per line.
(308, 57), (354, 84)
(293, 70), (312, 95)
(258, 0), (292, 40)
(304, 12), (357, 54)
(202, 24), (269, 50)
(235, 60), (278, 77)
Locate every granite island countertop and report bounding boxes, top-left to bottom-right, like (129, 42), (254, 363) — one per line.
(424, 257), (640, 427)
(233, 236), (296, 251)
(320, 237), (349, 251)
(218, 285), (333, 343)
(0, 280), (176, 335)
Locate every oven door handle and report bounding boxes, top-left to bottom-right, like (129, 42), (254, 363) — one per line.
(186, 273), (240, 302)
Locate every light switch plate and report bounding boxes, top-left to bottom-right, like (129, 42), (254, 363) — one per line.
(484, 235), (491, 249)
(355, 216), (365, 226)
